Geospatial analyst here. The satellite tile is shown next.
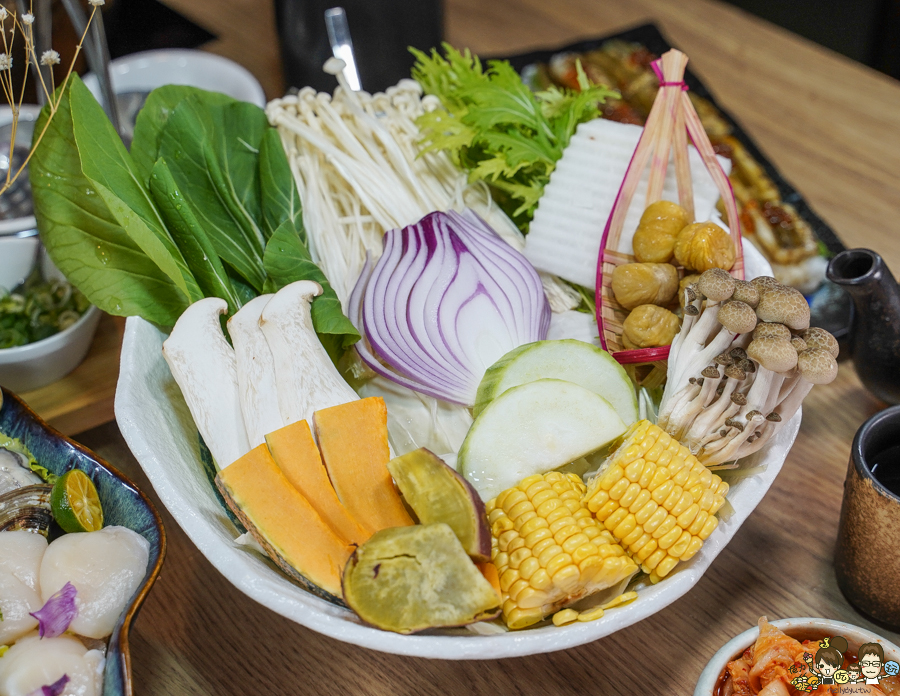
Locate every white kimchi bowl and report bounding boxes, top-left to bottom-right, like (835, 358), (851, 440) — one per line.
(115, 242), (800, 659)
(694, 617), (900, 695)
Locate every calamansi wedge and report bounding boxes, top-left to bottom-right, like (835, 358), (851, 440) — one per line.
(51, 470), (103, 533)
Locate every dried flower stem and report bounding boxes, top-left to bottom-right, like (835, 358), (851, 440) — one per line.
(0, 4), (100, 196)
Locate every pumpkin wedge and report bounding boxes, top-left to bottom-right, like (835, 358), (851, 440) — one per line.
(266, 419), (371, 545)
(314, 397), (414, 532)
(216, 444), (353, 602)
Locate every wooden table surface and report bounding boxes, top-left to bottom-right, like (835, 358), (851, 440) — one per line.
(58, 0), (900, 693)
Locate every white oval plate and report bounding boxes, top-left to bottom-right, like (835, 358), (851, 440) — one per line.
(115, 242), (800, 659)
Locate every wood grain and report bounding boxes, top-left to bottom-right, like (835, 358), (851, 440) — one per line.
(17, 314), (124, 436)
(66, 0), (900, 693)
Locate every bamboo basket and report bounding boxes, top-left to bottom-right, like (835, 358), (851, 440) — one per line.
(594, 49), (744, 373)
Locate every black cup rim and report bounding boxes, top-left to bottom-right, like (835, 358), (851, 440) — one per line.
(852, 404), (900, 503)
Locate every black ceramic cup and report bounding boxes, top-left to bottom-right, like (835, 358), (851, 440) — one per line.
(834, 405), (900, 629)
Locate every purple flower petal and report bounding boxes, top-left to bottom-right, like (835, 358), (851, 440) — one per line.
(29, 582), (78, 638)
(27, 674), (69, 696)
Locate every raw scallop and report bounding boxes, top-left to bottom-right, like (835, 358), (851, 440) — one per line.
(0, 632), (103, 696)
(39, 526), (150, 639)
(0, 531), (48, 644)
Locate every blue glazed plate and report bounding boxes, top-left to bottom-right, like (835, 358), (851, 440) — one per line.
(0, 387), (166, 696)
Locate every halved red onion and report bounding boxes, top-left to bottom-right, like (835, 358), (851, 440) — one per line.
(350, 210), (550, 406)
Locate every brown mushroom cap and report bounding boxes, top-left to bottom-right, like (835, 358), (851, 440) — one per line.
(755, 285), (811, 330)
(718, 300), (758, 334)
(731, 280), (760, 308)
(750, 276), (781, 296)
(801, 327), (839, 358)
(747, 336), (799, 373)
(791, 336), (808, 353)
(753, 322), (792, 341)
(697, 268), (736, 302)
(797, 347), (838, 384)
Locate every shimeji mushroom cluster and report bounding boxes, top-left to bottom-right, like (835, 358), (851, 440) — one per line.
(658, 268), (838, 465)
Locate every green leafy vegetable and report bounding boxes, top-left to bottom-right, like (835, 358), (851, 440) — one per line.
(412, 45), (617, 232)
(158, 96), (269, 291)
(131, 85), (233, 182)
(263, 221), (360, 360)
(31, 75), (359, 355)
(69, 79), (201, 303)
(30, 75), (191, 327)
(149, 157), (241, 315)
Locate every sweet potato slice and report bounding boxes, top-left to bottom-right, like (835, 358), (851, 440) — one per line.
(314, 397), (413, 532)
(216, 444), (352, 601)
(387, 448), (491, 561)
(342, 524), (501, 634)
(266, 420), (371, 545)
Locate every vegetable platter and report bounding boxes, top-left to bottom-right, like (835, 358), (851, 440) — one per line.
(22, 28), (841, 658)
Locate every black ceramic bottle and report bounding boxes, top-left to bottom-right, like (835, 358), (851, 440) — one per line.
(827, 248), (900, 404)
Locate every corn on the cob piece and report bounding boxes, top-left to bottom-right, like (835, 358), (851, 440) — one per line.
(583, 420), (728, 583)
(486, 471), (639, 630)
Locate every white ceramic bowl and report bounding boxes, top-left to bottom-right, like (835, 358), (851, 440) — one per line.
(82, 49), (266, 107)
(694, 617), (900, 695)
(0, 304), (101, 392)
(113, 243), (803, 659)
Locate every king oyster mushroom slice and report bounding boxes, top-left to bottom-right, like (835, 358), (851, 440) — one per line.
(228, 295), (285, 449)
(163, 297), (251, 470)
(755, 284), (810, 331)
(259, 280), (359, 429)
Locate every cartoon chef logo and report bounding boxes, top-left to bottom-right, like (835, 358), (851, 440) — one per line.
(789, 636), (899, 692)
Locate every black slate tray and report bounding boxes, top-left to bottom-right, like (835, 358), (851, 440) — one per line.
(495, 22), (852, 346)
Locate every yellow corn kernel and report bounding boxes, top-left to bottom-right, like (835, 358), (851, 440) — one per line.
(654, 555), (679, 579)
(509, 547), (532, 569)
(553, 609), (579, 626)
(594, 499), (619, 522)
(577, 606), (605, 622)
(652, 514), (678, 540)
(643, 507), (668, 534)
(669, 530), (693, 558)
(603, 591), (638, 609)
(598, 465), (624, 491)
(688, 510), (709, 536)
(642, 547), (667, 572)
(612, 514), (638, 542)
(488, 472), (637, 630)
(618, 482), (642, 509)
(634, 500), (659, 525)
(699, 515), (719, 540)
(582, 421), (727, 584)
(562, 532), (591, 555)
(605, 507), (629, 530)
(680, 536), (704, 561)
(628, 489), (652, 514)
(676, 503), (700, 529)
